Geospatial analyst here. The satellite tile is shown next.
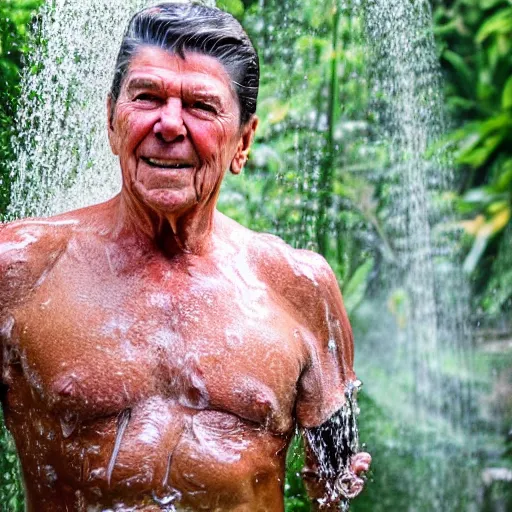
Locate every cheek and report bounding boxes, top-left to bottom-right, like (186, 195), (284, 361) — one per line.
(116, 110), (151, 153)
(194, 161), (226, 200)
(187, 118), (236, 165)
(191, 126), (237, 198)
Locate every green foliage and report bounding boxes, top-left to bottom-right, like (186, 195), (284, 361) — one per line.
(342, 258), (374, 315)
(434, 0), (512, 312)
(220, 0), (380, 297)
(351, 391), (479, 512)
(0, 0), (42, 216)
(284, 436), (310, 512)
(1, 3), (43, 509)
(216, 0), (245, 19)
(481, 221), (512, 315)
(0, 410), (23, 512)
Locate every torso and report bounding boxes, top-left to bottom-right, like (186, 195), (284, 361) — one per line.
(0, 210), (323, 511)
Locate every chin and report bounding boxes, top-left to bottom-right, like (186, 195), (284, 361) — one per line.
(141, 188), (197, 216)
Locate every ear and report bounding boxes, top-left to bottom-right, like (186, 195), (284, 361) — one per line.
(107, 94), (119, 156)
(230, 115), (258, 175)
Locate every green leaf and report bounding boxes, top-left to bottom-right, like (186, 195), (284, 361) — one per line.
(476, 8), (512, 43)
(433, 19), (459, 36)
(480, 0), (506, 10)
(216, 0), (244, 19)
(342, 258), (374, 315)
(496, 160), (512, 191)
(458, 133), (505, 168)
(442, 50), (473, 89)
(447, 96), (477, 111)
(502, 75), (512, 109)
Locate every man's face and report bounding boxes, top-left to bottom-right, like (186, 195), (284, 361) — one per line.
(108, 46), (254, 216)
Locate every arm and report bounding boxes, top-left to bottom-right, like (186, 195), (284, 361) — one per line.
(0, 222), (10, 393)
(294, 255), (371, 510)
(301, 382), (370, 511)
(0, 220), (42, 388)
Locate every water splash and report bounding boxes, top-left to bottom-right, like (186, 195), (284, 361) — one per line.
(360, 0), (476, 509)
(60, 410), (79, 439)
(106, 408), (131, 486)
(151, 488), (182, 511)
(303, 381), (361, 511)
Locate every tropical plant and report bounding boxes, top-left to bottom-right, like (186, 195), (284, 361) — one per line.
(434, 0), (512, 313)
(0, 0), (42, 216)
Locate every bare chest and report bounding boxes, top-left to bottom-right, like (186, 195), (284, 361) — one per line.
(3, 257), (307, 432)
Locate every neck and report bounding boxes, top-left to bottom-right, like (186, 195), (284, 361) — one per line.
(111, 190), (218, 256)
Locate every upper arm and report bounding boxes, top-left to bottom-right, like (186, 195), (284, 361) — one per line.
(294, 252), (356, 428)
(0, 220), (51, 380)
(0, 222), (16, 386)
(251, 235), (357, 427)
(295, 259), (362, 507)
(0, 221), (31, 313)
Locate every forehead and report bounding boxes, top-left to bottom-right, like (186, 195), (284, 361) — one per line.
(123, 46), (235, 95)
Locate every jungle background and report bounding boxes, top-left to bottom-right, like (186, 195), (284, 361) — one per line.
(1, 0), (511, 510)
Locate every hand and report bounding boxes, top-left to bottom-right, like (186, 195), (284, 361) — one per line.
(334, 452), (371, 499)
(351, 451), (371, 475)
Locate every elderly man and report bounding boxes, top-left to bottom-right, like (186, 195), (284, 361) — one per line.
(0, 3), (370, 511)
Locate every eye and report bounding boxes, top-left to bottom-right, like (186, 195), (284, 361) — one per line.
(191, 101), (217, 114)
(134, 93), (161, 103)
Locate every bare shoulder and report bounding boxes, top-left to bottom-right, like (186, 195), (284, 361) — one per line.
(250, 229), (337, 294)
(220, 214), (339, 312)
(0, 212), (80, 309)
(223, 218), (353, 349)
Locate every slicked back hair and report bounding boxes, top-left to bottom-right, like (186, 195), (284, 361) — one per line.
(110, 2), (259, 126)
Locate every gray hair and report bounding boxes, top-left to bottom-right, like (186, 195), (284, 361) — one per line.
(110, 2), (259, 125)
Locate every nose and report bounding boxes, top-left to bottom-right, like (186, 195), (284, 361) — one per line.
(154, 98), (187, 142)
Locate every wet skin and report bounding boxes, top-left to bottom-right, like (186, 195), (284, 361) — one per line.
(0, 48), (369, 511)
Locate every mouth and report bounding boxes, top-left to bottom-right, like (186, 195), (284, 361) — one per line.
(141, 157), (194, 169)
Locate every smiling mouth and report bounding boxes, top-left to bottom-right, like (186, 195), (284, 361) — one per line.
(141, 157), (194, 169)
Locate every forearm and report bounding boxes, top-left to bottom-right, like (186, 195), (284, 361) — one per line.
(301, 381), (362, 511)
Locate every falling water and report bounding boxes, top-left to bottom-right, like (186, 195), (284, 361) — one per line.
(302, 381), (361, 511)
(360, 0), (476, 510)
(364, 0), (473, 422)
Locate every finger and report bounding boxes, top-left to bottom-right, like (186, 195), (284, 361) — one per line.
(352, 459), (370, 474)
(355, 452), (372, 464)
(350, 453), (371, 474)
(344, 477), (365, 499)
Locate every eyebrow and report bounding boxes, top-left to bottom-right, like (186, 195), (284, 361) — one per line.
(191, 92), (223, 107)
(125, 78), (227, 109)
(125, 78), (162, 94)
